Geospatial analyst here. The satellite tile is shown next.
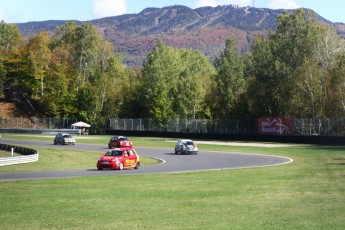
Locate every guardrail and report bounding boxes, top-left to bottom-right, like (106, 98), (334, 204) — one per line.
(0, 128), (81, 135)
(0, 143), (39, 166)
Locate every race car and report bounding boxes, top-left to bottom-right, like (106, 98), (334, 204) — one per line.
(108, 136), (133, 148)
(97, 148), (140, 170)
(54, 133), (76, 145)
(175, 139), (198, 155)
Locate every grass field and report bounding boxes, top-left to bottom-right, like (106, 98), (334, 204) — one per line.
(0, 134), (344, 229)
(0, 149), (19, 157)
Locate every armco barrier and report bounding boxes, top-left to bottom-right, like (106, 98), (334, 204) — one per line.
(0, 143), (39, 166)
(0, 128), (81, 135)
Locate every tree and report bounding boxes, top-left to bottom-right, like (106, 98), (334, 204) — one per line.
(26, 31), (52, 99)
(54, 21), (102, 91)
(213, 38), (246, 118)
(247, 9), (342, 118)
(291, 59), (326, 117)
(139, 40), (215, 126)
(290, 24), (344, 118)
(0, 21), (23, 54)
(43, 46), (77, 117)
(327, 54), (345, 118)
(171, 49), (215, 119)
(247, 35), (278, 117)
(139, 40), (180, 122)
(93, 54), (130, 121)
(270, 9), (319, 72)
(0, 21), (24, 99)
(314, 25), (345, 72)
(52, 21), (118, 122)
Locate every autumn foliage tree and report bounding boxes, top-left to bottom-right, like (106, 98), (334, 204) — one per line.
(1, 8), (345, 132)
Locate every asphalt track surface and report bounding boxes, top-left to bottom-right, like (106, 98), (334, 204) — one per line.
(0, 138), (293, 181)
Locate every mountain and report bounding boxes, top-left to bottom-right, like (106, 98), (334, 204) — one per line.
(15, 5), (345, 68)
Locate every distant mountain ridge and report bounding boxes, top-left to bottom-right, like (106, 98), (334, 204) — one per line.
(16, 5), (345, 68)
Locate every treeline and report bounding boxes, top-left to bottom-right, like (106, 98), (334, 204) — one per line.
(1, 9), (345, 130)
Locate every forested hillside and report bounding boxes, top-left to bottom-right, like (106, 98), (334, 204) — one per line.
(1, 8), (345, 133)
(15, 5), (345, 68)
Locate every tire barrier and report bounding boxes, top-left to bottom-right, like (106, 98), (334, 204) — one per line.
(0, 143), (39, 166)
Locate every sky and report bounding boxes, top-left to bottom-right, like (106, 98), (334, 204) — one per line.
(0, 0), (344, 24)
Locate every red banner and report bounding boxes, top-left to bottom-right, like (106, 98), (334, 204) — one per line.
(257, 118), (294, 135)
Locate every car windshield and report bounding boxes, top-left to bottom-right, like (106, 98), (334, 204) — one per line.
(63, 134), (72, 138)
(185, 141), (194, 146)
(105, 150), (123, 156)
(119, 137), (128, 141)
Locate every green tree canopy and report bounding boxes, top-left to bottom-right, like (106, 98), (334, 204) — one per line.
(247, 9), (344, 118)
(213, 38), (246, 118)
(139, 40), (215, 127)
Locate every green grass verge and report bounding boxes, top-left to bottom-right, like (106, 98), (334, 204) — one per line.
(0, 149), (20, 157)
(0, 134), (345, 229)
(1, 133), (173, 147)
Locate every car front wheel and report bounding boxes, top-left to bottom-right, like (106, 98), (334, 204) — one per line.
(119, 163), (124, 170)
(134, 162), (140, 169)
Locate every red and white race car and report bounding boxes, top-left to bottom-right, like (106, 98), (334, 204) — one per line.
(108, 136), (133, 148)
(97, 148), (140, 170)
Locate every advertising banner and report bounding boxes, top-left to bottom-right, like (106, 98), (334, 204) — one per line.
(258, 117), (294, 135)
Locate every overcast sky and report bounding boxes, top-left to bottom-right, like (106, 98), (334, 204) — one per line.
(1, 0), (344, 24)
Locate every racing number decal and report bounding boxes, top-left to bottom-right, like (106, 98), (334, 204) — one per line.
(125, 159), (135, 165)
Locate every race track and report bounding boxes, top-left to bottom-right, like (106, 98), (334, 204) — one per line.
(0, 138), (293, 181)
